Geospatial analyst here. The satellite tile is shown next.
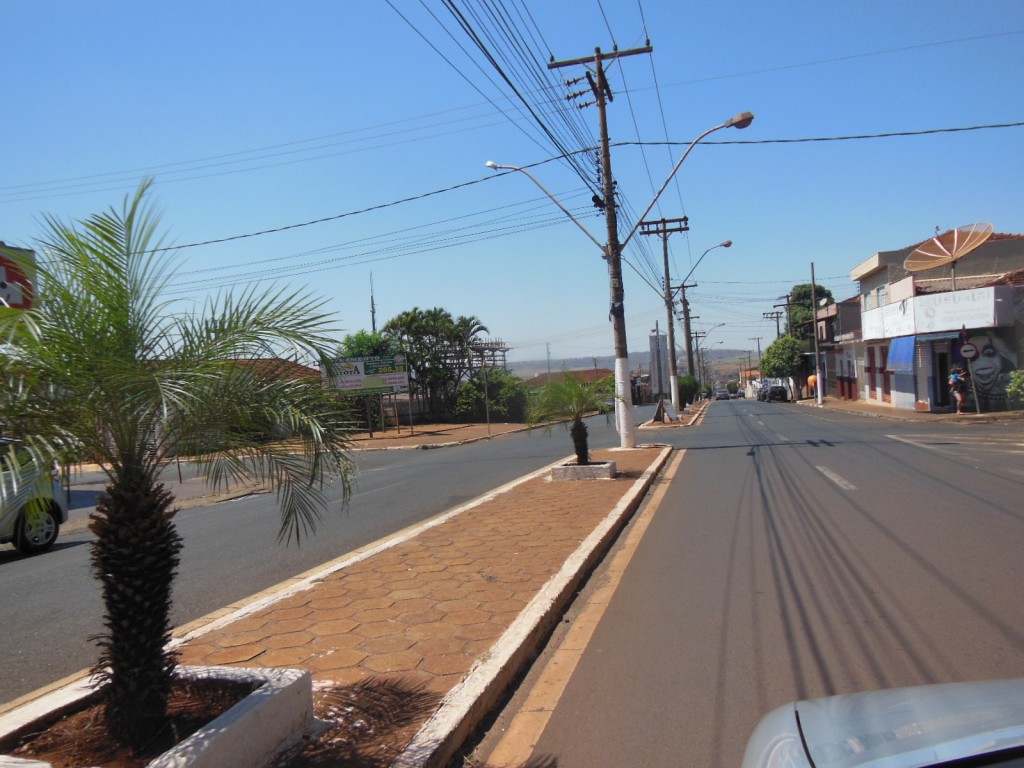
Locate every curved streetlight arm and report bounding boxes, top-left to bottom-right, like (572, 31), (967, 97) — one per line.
(621, 111), (753, 251)
(485, 161), (605, 252)
(697, 323), (726, 344)
(681, 240), (732, 285)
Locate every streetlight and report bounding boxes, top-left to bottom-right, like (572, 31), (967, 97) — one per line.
(487, 110), (753, 445)
(485, 159), (639, 447)
(484, 162), (605, 251)
(621, 112), (754, 252)
(623, 111), (752, 413)
(698, 339), (724, 391)
(677, 240), (732, 405)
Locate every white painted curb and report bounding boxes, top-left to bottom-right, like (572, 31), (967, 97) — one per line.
(0, 666), (311, 768)
(393, 445), (673, 768)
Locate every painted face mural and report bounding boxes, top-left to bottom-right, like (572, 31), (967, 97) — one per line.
(965, 333), (1018, 410)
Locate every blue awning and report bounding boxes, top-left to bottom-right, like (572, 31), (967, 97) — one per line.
(887, 336), (916, 373)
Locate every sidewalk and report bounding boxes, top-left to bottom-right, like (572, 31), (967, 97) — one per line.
(792, 394), (1024, 423)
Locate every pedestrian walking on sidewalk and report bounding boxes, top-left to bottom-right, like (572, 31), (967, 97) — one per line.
(949, 367), (967, 414)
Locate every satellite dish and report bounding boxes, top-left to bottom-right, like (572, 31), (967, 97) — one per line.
(903, 223), (993, 289)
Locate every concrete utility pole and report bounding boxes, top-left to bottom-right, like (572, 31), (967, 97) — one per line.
(749, 336), (763, 370)
(549, 44), (651, 449)
(639, 216), (689, 410)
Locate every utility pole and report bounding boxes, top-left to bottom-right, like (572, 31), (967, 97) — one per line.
(810, 263), (823, 404)
(763, 310), (783, 339)
(693, 331), (707, 390)
(550, 43), (651, 448)
(749, 336), (763, 370)
(639, 216), (689, 410)
(774, 294), (794, 336)
(678, 285), (697, 381)
(652, 320), (663, 399)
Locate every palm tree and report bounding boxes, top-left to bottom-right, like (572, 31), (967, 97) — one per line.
(0, 180), (355, 751)
(383, 308), (489, 420)
(528, 374), (613, 466)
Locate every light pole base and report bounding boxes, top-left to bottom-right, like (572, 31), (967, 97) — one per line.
(614, 357), (636, 448)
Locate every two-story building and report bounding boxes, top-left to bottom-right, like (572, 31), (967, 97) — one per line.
(848, 233), (1024, 412)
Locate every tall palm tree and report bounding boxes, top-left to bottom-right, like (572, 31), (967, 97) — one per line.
(0, 180), (355, 751)
(528, 374), (613, 466)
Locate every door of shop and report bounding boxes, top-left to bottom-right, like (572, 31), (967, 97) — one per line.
(935, 350), (951, 409)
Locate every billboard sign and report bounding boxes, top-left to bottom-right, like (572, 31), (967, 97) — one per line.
(328, 354), (409, 395)
(0, 245), (35, 309)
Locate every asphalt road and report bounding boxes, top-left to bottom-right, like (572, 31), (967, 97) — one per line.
(0, 412), (633, 704)
(476, 399), (1024, 768)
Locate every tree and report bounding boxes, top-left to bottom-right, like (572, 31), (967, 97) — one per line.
(1008, 369), (1024, 409)
(337, 329), (398, 358)
(0, 181), (355, 750)
(528, 374), (613, 466)
(382, 307), (488, 420)
(677, 374), (699, 406)
(336, 330), (401, 432)
(452, 367), (528, 423)
(760, 336), (804, 379)
(786, 283), (834, 341)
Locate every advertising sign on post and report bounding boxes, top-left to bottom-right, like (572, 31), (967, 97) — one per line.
(327, 355), (410, 395)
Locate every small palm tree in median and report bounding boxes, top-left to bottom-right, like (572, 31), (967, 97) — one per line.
(528, 374), (614, 466)
(0, 180), (355, 752)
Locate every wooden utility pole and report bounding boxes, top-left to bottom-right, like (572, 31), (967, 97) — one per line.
(749, 336), (763, 368)
(763, 310), (783, 339)
(774, 294), (793, 335)
(678, 283), (698, 379)
(549, 44), (651, 448)
(639, 216), (688, 410)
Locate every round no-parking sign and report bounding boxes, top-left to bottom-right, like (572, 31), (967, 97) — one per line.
(959, 342), (979, 361)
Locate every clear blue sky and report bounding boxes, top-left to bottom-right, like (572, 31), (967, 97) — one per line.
(3, 1), (1022, 365)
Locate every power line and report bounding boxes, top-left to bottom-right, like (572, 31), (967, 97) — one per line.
(141, 119), (1021, 256)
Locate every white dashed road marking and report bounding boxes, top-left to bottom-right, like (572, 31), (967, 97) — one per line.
(816, 465), (857, 490)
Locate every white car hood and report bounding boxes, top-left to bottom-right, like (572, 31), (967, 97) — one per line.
(743, 679), (1024, 768)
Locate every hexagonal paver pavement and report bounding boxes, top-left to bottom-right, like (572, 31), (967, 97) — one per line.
(173, 445), (663, 757)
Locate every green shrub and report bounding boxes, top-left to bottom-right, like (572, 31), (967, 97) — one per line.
(452, 368), (528, 422)
(1007, 369), (1024, 409)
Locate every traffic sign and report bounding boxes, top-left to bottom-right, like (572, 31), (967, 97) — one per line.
(959, 342), (979, 361)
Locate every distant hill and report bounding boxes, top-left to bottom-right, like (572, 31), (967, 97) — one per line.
(508, 349), (749, 380)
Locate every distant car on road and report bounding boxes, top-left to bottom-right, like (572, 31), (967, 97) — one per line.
(0, 440), (68, 554)
(765, 385), (788, 402)
(715, 389), (730, 400)
(742, 678), (1024, 768)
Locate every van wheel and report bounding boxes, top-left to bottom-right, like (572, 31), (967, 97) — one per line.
(15, 505), (61, 554)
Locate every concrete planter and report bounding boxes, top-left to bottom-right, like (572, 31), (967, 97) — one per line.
(551, 460), (617, 481)
(0, 666), (312, 768)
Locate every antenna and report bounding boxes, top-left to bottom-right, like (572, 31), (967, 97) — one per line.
(370, 272), (377, 333)
(903, 223), (993, 290)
